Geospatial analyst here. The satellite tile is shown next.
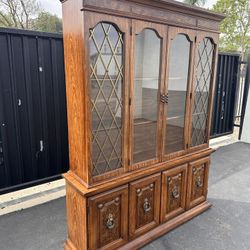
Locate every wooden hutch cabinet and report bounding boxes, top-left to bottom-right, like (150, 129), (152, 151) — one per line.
(60, 0), (224, 249)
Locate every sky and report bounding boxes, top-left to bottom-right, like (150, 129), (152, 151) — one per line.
(176, 0), (217, 8)
(39, 0), (62, 17)
(40, 0), (218, 18)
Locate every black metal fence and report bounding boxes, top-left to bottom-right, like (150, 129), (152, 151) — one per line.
(0, 28), (69, 193)
(210, 53), (241, 138)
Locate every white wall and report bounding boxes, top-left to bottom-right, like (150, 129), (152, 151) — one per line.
(241, 89), (250, 142)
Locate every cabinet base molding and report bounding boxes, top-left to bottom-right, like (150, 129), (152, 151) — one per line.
(64, 201), (211, 250)
(119, 201), (211, 250)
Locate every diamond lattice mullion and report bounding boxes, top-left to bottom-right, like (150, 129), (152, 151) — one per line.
(197, 56), (213, 111)
(194, 51), (212, 114)
(191, 38), (214, 147)
(195, 123), (206, 145)
(102, 126), (121, 172)
(200, 52), (213, 89)
(104, 72), (123, 128)
(107, 70), (123, 108)
(195, 41), (206, 71)
(196, 90), (208, 115)
(90, 22), (124, 176)
(94, 109), (116, 159)
(95, 127), (112, 164)
(93, 136), (110, 171)
(106, 33), (123, 71)
(104, 98), (122, 134)
(105, 135), (122, 172)
(91, 73), (111, 141)
(92, 34), (113, 77)
(90, 28), (107, 59)
(113, 32), (123, 53)
(102, 23), (112, 37)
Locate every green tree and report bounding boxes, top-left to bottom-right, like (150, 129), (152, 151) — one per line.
(0, 0), (40, 29)
(213, 0), (250, 58)
(33, 12), (62, 33)
(183, 0), (206, 6)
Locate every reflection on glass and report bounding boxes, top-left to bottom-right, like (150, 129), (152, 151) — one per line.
(89, 22), (123, 176)
(133, 29), (161, 164)
(191, 38), (214, 146)
(165, 34), (190, 154)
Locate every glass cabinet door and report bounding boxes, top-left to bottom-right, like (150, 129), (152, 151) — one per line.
(164, 29), (195, 158)
(190, 36), (216, 148)
(130, 21), (166, 167)
(87, 14), (130, 179)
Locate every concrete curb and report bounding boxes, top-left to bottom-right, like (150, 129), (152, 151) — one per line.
(0, 179), (66, 216)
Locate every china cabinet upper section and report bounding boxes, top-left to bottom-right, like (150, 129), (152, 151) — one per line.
(61, 0), (224, 186)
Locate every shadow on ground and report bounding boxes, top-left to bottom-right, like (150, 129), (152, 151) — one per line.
(0, 142), (250, 250)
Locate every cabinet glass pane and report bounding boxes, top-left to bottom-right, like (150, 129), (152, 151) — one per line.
(133, 29), (161, 164)
(191, 38), (214, 147)
(165, 34), (190, 154)
(89, 23), (123, 176)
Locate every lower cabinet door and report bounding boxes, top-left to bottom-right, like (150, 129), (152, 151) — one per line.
(186, 157), (210, 209)
(161, 164), (187, 222)
(129, 173), (161, 239)
(88, 185), (128, 250)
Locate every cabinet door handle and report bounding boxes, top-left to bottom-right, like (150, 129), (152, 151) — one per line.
(143, 198), (151, 213)
(196, 177), (203, 188)
(172, 188), (180, 199)
(106, 214), (115, 230)
(160, 93), (168, 104)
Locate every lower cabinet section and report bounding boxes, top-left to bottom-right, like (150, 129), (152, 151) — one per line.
(186, 157), (210, 209)
(82, 156), (211, 249)
(161, 164), (187, 222)
(129, 173), (161, 239)
(88, 185), (129, 250)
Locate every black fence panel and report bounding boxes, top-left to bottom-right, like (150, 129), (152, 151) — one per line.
(0, 28), (69, 193)
(211, 53), (241, 138)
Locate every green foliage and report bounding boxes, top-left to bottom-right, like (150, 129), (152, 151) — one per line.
(0, 0), (40, 29)
(0, 12), (13, 27)
(213, 0), (250, 58)
(183, 0), (206, 6)
(33, 12), (62, 33)
(0, 0), (62, 34)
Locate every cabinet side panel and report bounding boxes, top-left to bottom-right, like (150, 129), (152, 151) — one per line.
(62, 0), (89, 182)
(65, 182), (87, 250)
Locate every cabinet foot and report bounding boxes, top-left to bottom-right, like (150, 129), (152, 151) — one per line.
(64, 239), (77, 250)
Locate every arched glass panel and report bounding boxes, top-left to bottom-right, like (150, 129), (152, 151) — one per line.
(133, 29), (161, 164)
(191, 38), (214, 146)
(89, 22), (123, 176)
(165, 34), (190, 154)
